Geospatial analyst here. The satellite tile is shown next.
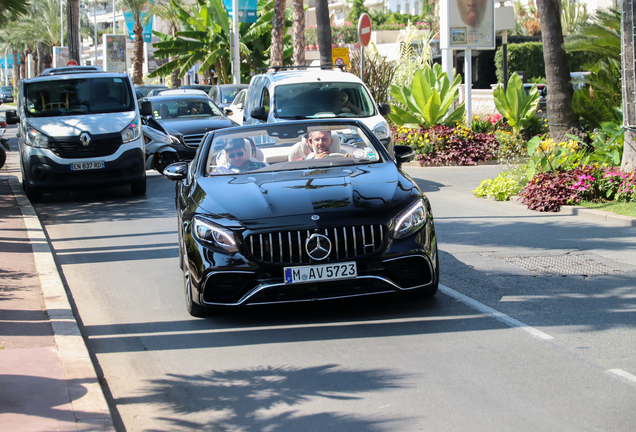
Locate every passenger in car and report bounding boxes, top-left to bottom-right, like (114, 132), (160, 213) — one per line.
(333, 91), (362, 115)
(288, 133), (312, 161)
(210, 138), (268, 175)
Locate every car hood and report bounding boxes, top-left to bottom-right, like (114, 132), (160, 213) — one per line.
(194, 163), (417, 224)
(159, 117), (234, 135)
(28, 112), (136, 136)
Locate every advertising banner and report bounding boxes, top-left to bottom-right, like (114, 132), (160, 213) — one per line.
(53, 47), (69, 68)
(122, 0), (153, 42)
(103, 34), (127, 73)
(445, 0), (495, 49)
(222, 0), (257, 23)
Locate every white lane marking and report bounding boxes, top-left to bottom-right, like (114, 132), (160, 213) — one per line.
(439, 284), (554, 341)
(606, 369), (636, 387)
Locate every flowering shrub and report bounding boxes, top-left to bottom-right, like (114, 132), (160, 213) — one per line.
(471, 113), (504, 133)
(332, 22), (358, 44)
(569, 167), (636, 202)
(473, 165), (528, 201)
(494, 129), (525, 165)
(391, 124), (499, 166)
(526, 135), (586, 180)
(520, 166), (596, 212)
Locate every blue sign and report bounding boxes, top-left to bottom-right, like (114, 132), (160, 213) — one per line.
(0, 55), (18, 69)
(122, 1), (154, 43)
(223, 0), (257, 23)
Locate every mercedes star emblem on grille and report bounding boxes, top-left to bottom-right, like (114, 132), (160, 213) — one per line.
(311, 215), (320, 220)
(79, 132), (91, 147)
(305, 233), (332, 261)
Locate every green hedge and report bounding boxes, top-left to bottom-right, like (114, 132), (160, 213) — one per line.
(494, 41), (603, 83)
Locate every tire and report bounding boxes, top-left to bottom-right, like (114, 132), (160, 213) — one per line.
(130, 178), (146, 196)
(155, 151), (179, 174)
(22, 176), (41, 202)
(183, 254), (209, 318)
(0, 148), (6, 169)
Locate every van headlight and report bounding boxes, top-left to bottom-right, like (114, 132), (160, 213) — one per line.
(121, 117), (141, 143)
(373, 121), (390, 140)
(25, 124), (49, 148)
(392, 199), (428, 239)
(193, 217), (239, 253)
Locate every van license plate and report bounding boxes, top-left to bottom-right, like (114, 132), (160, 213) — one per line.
(71, 161), (105, 171)
(284, 262), (357, 284)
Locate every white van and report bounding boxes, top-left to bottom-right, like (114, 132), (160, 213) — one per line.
(242, 68), (393, 153)
(7, 66), (151, 201)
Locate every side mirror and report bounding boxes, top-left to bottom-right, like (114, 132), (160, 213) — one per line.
(378, 103), (392, 116)
(140, 100), (153, 117)
(162, 161), (188, 181)
(224, 108), (233, 116)
(393, 145), (415, 166)
(6, 110), (19, 124)
(251, 106), (267, 121)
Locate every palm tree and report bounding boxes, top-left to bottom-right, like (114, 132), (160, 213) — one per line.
(271, 0), (285, 67)
(67, 0), (81, 62)
(535, 0), (580, 143)
(564, 8), (620, 61)
(315, 0), (331, 68)
(145, 0), (183, 87)
(0, 0), (31, 16)
(291, 0), (304, 67)
(621, 0), (636, 173)
(120, 0), (148, 84)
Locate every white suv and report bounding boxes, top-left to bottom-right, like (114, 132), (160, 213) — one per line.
(242, 68), (393, 152)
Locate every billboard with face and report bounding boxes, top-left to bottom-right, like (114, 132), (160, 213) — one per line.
(445, 0), (495, 49)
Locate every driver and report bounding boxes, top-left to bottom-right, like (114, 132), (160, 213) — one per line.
(306, 131), (350, 159)
(333, 91), (362, 115)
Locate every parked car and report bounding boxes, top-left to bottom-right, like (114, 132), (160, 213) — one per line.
(135, 84), (168, 97)
(523, 83), (546, 113)
(161, 119), (439, 317)
(148, 93), (235, 160)
(179, 84), (213, 93)
(151, 89), (209, 98)
(146, 88), (170, 97)
(226, 88), (246, 124)
(0, 85), (14, 103)
(208, 83), (248, 109)
(242, 68), (393, 154)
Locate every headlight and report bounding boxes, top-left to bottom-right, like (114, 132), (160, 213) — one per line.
(25, 124), (49, 148)
(373, 121), (391, 140)
(121, 117), (141, 143)
(392, 199), (428, 239)
(193, 217), (239, 253)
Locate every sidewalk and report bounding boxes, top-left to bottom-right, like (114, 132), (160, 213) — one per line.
(0, 151), (115, 431)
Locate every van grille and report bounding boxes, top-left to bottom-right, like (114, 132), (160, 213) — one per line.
(49, 133), (123, 159)
(247, 225), (385, 264)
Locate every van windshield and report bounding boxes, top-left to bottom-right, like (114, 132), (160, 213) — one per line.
(274, 82), (375, 119)
(24, 77), (134, 117)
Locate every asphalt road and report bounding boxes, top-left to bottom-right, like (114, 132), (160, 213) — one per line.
(3, 113), (635, 431)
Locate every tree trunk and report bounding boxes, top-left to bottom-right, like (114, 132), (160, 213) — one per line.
(315, 0), (332, 68)
(67, 0), (81, 63)
(37, 42), (47, 75)
(292, 0), (305, 67)
(12, 49), (20, 87)
(536, 0), (581, 143)
(132, 21), (144, 84)
(621, 0), (636, 172)
(170, 24), (181, 88)
(271, 0), (286, 68)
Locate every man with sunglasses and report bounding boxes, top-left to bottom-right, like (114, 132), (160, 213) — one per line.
(210, 138), (268, 175)
(333, 91), (362, 115)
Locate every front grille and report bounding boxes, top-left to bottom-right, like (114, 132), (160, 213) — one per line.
(49, 133), (123, 159)
(247, 225), (385, 264)
(182, 133), (205, 147)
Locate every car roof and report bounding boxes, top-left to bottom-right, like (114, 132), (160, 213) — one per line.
(154, 89), (208, 96)
(40, 66), (104, 76)
(147, 94), (212, 101)
(254, 69), (363, 86)
(24, 70), (128, 83)
(136, 84), (168, 88)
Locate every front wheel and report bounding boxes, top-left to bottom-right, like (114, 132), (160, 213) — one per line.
(0, 148), (5, 169)
(155, 151), (180, 174)
(130, 178), (146, 196)
(183, 256), (209, 318)
(22, 176), (41, 202)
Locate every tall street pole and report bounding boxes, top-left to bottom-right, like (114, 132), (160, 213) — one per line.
(232, 0), (240, 84)
(93, 0), (97, 65)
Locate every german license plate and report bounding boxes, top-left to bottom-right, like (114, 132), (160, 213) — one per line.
(284, 262), (357, 284)
(71, 161), (105, 171)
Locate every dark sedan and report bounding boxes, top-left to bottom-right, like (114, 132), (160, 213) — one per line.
(208, 83), (248, 109)
(162, 119), (439, 317)
(149, 94), (235, 160)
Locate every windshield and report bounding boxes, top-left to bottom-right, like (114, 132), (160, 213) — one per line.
(204, 123), (384, 177)
(274, 82), (375, 119)
(1, 86), (12, 92)
(220, 87), (243, 104)
(24, 77), (134, 117)
(152, 98), (223, 120)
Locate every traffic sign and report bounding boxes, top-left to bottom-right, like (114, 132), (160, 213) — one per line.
(358, 13), (372, 47)
(331, 48), (350, 67)
(67, 59), (78, 66)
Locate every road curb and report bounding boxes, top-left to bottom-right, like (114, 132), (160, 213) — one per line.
(508, 196), (636, 228)
(6, 173), (116, 431)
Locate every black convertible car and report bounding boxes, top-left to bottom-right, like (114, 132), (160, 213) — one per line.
(163, 119), (439, 317)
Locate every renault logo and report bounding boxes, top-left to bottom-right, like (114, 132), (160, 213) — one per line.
(79, 132), (91, 147)
(305, 233), (332, 261)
